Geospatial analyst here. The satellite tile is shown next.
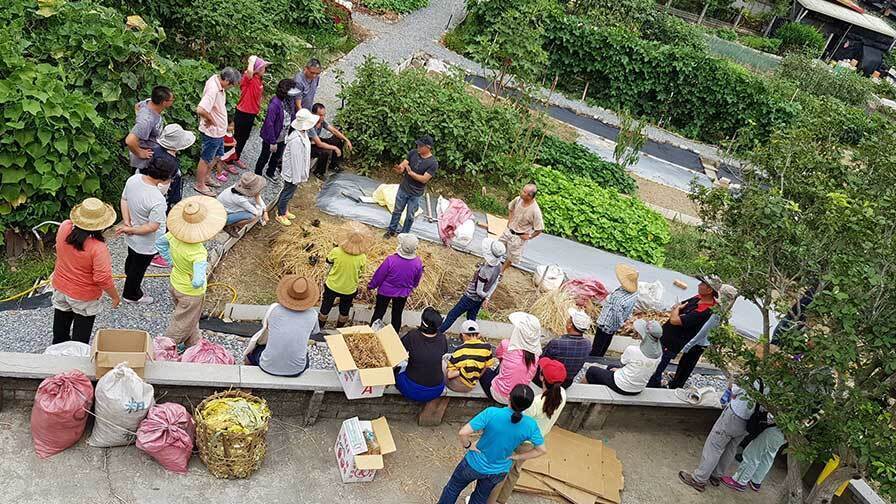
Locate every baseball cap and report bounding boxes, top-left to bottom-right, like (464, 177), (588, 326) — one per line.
(415, 134), (434, 148)
(538, 357), (568, 386)
(461, 320), (480, 334)
(567, 308), (592, 332)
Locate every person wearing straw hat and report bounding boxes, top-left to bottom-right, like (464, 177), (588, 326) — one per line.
(217, 172), (268, 238)
(647, 274), (720, 389)
(489, 358), (567, 504)
(590, 263), (640, 357)
(115, 157), (173, 305)
(50, 198), (121, 344)
(155, 196), (226, 347)
(244, 275), (320, 377)
(229, 55), (268, 170)
(478, 312), (542, 405)
(396, 307), (449, 402)
(368, 233), (424, 331)
(318, 221), (372, 329)
(275, 108), (317, 226)
(437, 238), (506, 334)
(537, 307), (592, 388)
(669, 284), (739, 389)
(586, 319), (662, 395)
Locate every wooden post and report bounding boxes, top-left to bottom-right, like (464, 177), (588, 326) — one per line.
(581, 81), (590, 101)
(303, 390), (325, 427)
(698, 3), (709, 25)
(763, 15), (777, 37)
(733, 9), (743, 29)
(418, 397), (451, 426)
(822, 32), (835, 59)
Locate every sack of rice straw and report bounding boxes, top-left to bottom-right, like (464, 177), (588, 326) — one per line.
(87, 363), (154, 447)
(31, 370), (94, 458)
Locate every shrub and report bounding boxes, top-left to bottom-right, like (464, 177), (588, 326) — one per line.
(777, 54), (875, 108)
(536, 136), (636, 194)
(776, 22), (825, 55)
(533, 166), (670, 265)
(739, 35), (782, 54)
(360, 0), (428, 14)
(715, 27), (738, 41)
(640, 12), (708, 51)
(337, 59), (539, 184)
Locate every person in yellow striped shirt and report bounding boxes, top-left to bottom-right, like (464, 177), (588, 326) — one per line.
(445, 321), (498, 393)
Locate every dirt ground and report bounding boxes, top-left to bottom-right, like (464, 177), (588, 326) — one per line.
(633, 174), (699, 218)
(208, 176), (541, 321)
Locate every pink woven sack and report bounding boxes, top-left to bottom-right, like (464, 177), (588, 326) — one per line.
(153, 337), (180, 362)
(136, 403), (195, 474)
(180, 338), (235, 365)
(31, 370), (94, 458)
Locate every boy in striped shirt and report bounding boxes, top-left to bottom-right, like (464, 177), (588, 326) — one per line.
(445, 320), (497, 393)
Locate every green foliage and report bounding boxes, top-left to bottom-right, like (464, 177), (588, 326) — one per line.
(467, 193), (507, 216)
(738, 34), (782, 54)
(536, 136), (636, 194)
(337, 59), (541, 185)
(775, 22), (825, 55)
(0, 253), (56, 299)
(545, 19), (799, 145)
(639, 10), (708, 51)
(715, 27), (737, 41)
(561, 0), (707, 49)
(777, 54), (875, 108)
(533, 166), (670, 265)
(360, 0), (428, 14)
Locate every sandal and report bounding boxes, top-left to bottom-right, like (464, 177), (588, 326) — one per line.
(192, 185), (216, 197)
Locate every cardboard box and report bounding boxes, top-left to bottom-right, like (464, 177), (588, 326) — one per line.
(325, 325), (407, 400)
(91, 329), (152, 378)
(334, 416), (396, 483)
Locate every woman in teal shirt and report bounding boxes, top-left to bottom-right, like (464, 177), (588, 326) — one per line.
(437, 385), (547, 504)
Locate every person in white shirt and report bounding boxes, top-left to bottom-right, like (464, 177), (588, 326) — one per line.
(585, 319), (662, 395)
(275, 108), (316, 226)
(217, 172), (268, 237)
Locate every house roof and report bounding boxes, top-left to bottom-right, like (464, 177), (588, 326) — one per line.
(797, 0), (896, 38)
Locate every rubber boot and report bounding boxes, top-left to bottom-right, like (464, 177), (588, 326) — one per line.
(318, 313), (329, 330)
(335, 315), (350, 328)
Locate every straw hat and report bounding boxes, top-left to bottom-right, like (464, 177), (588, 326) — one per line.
(339, 221), (373, 255)
(158, 124), (196, 152)
(235, 172), (267, 198)
(276, 275), (319, 311)
(615, 263), (639, 293)
(396, 233), (419, 259)
(167, 195), (226, 243)
(291, 108), (317, 131)
(70, 198), (117, 231)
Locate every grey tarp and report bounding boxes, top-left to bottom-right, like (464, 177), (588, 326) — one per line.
(316, 173), (774, 339)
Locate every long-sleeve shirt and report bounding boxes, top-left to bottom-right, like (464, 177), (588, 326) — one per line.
(491, 339), (538, 404)
(596, 287), (638, 334)
(259, 97), (285, 145)
(51, 220), (114, 301)
(682, 313), (721, 353)
(368, 254), (424, 298)
(281, 129), (311, 184)
(217, 188), (265, 217)
(463, 262), (501, 302)
(542, 334), (591, 387)
(155, 233), (207, 296)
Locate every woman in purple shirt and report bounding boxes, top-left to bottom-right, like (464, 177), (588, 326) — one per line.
(254, 79), (294, 179)
(368, 233), (424, 331)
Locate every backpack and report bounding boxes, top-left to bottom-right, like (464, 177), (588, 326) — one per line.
(745, 378), (770, 436)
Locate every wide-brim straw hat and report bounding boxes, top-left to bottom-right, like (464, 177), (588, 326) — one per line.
(158, 124), (196, 152)
(236, 172), (267, 198)
(167, 195), (227, 243)
(339, 221), (373, 256)
(276, 275), (319, 311)
(615, 263), (639, 293)
(291, 108), (317, 131)
(70, 198), (117, 231)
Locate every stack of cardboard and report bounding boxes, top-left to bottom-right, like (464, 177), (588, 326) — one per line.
(515, 428), (624, 504)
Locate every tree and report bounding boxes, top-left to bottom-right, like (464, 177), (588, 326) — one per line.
(691, 98), (896, 503)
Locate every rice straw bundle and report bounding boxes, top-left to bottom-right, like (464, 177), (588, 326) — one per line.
(343, 332), (389, 368)
(528, 288), (578, 336)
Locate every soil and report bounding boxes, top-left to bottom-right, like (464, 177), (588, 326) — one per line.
(633, 174), (699, 218)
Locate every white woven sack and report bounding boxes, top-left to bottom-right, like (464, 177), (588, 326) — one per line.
(87, 362), (154, 447)
(635, 280), (666, 311)
(43, 341), (91, 357)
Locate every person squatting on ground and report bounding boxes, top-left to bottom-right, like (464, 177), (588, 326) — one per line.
(479, 312), (541, 405)
(671, 284), (739, 389)
(156, 196), (226, 348)
(437, 384), (547, 504)
(275, 108), (317, 226)
(368, 233), (424, 332)
(194, 68), (241, 196)
(116, 157), (173, 305)
(126, 85), (173, 174)
(217, 172), (268, 238)
(318, 222), (372, 329)
(385, 135), (438, 238)
(498, 183), (543, 274)
(586, 319), (662, 395)
(590, 263), (639, 357)
(228, 55), (268, 169)
(255, 79), (295, 180)
(444, 320), (497, 393)
(244, 275), (320, 378)
(50, 199), (121, 345)
(309, 103), (352, 179)
(395, 307), (448, 403)
(537, 307), (592, 388)
(438, 238), (506, 333)
(721, 418), (785, 493)
(488, 358), (567, 504)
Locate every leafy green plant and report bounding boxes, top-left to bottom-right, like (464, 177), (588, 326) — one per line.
(533, 166), (670, 264)
(775, 21), (825, 55)
(536, 136), (636, 194)
(614, 112), (647, 172)
(467, 193), (507, 215)
(662, 220), (713, 275)
(738, 35), (782, 54)
(360, 0), (428, 14)
(777, 54), (875, 108)
(715, 27), (737, 41)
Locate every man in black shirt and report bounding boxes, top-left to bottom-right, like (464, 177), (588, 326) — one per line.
(385, 135), (438, 238)
(646, 275), (720, 388)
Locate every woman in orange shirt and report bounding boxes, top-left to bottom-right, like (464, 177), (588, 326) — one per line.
(50, 198), (121, 344)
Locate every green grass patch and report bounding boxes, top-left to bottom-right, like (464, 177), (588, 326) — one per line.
(360, 0), (428, 14)
(0, 254), (55, 300)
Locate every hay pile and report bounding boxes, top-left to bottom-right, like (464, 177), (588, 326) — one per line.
(528, 288), (603, 336)
(268, 220), (459, 311)
(344, 333), (388, 368)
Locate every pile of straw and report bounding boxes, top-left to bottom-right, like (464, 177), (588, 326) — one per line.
(528, 288), (604, 336)
(268, 220), (459, 311)
(344, 332), (388, 368)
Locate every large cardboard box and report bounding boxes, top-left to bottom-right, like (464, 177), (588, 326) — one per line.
(325, 325), (407, 400)
(91, 329), (152, 379)
(334, 416), (396, 483)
